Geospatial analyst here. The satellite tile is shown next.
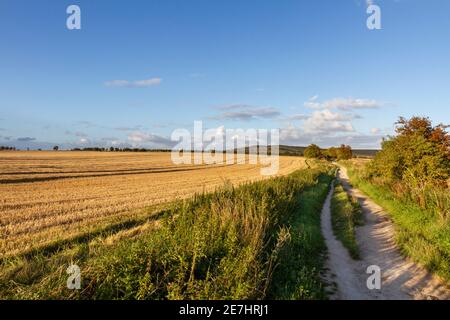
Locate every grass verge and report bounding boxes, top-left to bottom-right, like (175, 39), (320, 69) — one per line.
(341, 161), (449, 282)
(0, 163), (336, 299)
(269, 173), (334, 299)
(330, 182), (363, 259)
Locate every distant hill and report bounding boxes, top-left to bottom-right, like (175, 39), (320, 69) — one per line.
(278, 145), (306, 156)
(278, 145), (379, 158)
(348, 148), (379, 158)
(234, 145), (379, 158)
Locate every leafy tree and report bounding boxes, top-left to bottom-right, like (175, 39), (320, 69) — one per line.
(368, 116), (450, 186)
(53, 146), (59, 151)
(322, 145), (352, 161)
(326, 147), (338, 159)
(336, 144), (352, 160)
(304, 144), (322, 159)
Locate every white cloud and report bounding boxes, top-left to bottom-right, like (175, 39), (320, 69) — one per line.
(127, 131), (173, 147)
(17, 137), (36, 142)
(211, 104), (280, 121)
(284, 114), (309, 121)
(104, 80), (129, 87)
(105, 78), (161, 88)
(128, 132), (151, 142)
(216, 104), (252, 111)
(280, 125), (384, 149)
(278, 107), (385, 148)
(304, 97), (381, 111)
(111, 140), (121, 146)
(371, 127), (381, 134)
(215, 125), (225, 136)
(133, 78), (162, 87)
(114, 125), (143, 132)
(301, 109), (355, 134)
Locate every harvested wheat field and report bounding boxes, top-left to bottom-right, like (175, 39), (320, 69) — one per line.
(0, 151), (305, 258)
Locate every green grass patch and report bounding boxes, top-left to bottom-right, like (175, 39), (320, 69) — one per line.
(268, 173), (334, 299)
(0, 164), (336, 300)
(330, 182), (363, 260)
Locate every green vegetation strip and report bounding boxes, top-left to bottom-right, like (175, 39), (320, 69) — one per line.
(343, 162), (450, 282)
(330, 182), (363, 260)
(0, 164), (336, 300)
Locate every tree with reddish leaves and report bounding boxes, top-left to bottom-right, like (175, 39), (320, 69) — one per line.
(369, 116), (450, 185)
(396, 116), (450, 158)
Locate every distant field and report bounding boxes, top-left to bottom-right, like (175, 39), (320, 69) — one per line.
(0, 151), (305, 258)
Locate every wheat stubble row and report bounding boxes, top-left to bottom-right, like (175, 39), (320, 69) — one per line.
(0, 151), (305, 257)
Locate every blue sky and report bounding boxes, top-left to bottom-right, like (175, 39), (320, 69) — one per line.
(0, 0), (449, 149)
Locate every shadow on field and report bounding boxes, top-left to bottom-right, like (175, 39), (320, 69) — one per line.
(0, 164), (230, 184)
(0, 208), (169, 265)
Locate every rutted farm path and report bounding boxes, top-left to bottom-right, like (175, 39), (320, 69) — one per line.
(320, 166), (449, 300)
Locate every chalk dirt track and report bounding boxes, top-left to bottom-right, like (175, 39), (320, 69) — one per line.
(320, 166), (449, 300)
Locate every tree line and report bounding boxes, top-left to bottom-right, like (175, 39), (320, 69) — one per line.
(70, 147), (173, 152)
(0, 146), (16, 151)
(304, 144), (353, 161)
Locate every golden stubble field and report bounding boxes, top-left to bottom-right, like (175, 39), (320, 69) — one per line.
(0, 151), (305, 258)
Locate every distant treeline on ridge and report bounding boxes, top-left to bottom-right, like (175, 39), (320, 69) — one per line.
(0, 144), (379, 158)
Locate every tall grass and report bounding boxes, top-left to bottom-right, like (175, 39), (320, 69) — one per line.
(269, 173), (333, 299)
(0, 164), (335, 299)
(341, 160), (449, 281)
